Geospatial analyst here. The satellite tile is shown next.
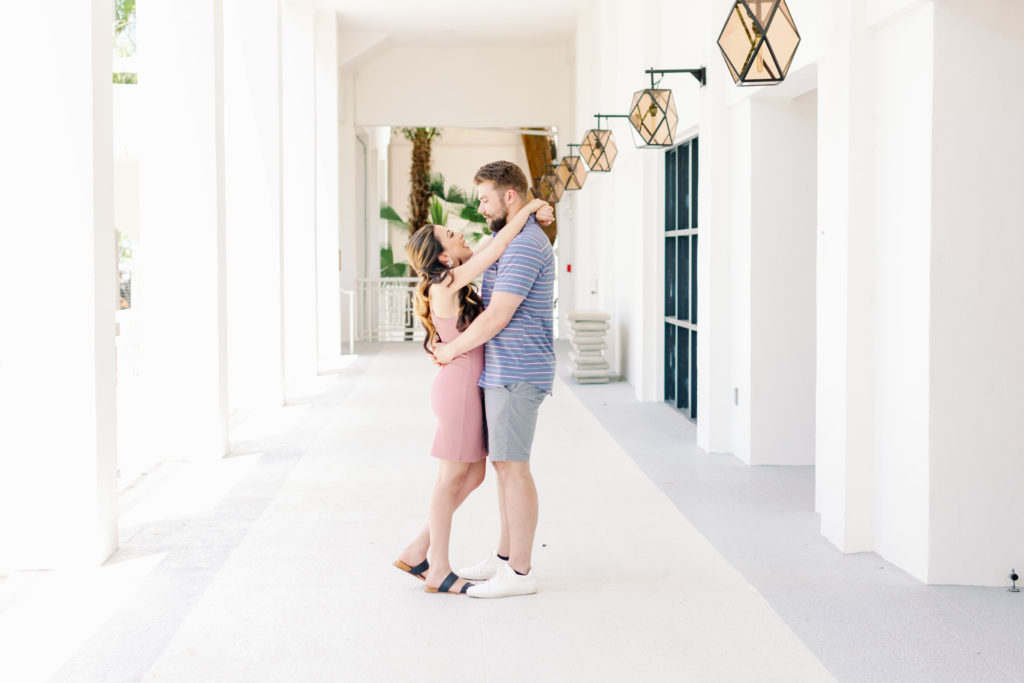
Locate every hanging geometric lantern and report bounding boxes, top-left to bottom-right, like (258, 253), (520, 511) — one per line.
(717, 0), (800, 86)
(534, 164), (565, 203)
(628, 87), (678, 148)
(556, 144), (588, 190)
(579, 115), (622, 172)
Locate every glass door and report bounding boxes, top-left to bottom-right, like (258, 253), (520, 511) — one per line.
(664, 138), (698, 421)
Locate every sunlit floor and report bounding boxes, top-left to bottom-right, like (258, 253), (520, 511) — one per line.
(5, 342), (1023, 682)
(1, 343), (835, 682)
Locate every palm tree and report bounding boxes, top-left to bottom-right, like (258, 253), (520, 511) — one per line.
(400, 127), (440, 235)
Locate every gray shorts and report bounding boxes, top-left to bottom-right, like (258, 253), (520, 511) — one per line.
(484, 382), (547, 462)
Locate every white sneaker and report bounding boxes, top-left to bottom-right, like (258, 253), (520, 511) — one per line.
(456, 552), (507, 581)
(467, 563), (537, 598)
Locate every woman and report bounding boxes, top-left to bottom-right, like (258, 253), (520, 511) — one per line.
(393, 197), (550, 595)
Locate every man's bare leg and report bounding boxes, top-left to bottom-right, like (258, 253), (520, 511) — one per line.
(494, 460), (511, 558)
(493, 460), (538, 574)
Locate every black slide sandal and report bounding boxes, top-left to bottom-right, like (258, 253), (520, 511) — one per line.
(393, 559), (429, 581)
(425, 572), (473, 594)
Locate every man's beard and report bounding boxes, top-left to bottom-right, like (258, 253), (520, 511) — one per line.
(488, 207), (509, 233)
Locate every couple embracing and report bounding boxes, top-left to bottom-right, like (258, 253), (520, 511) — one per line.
(393, 160), (556, 598)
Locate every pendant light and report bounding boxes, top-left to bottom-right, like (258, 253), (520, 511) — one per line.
(579, 114), (625, 172)
(557, 144), (588, 190)
(717, 0), (800, 86)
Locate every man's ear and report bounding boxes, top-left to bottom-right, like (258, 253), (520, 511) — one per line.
(505, 189), (518, 205)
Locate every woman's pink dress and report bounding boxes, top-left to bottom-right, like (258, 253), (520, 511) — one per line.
(429, 314), (487, 462)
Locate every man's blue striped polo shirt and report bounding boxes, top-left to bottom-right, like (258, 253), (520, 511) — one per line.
(479, 216), (556, 394)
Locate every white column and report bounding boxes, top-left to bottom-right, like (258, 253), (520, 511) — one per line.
(282, 0), (318, 389)
(314, 11), (341, 364)
(814, 0), (876, 553)
(728, 99), (753, 462)
(368, 126), (392, 282)
(0, 0), (118, 568)
(354, 131), (371, 294)
(862, 2), (934, 581)
(136, 0), (228, 461)
(338, 70), (359, 349)
(927, 0), (1024, 585)
(224, 0), (284, 409)
(696, 2), (736, 455)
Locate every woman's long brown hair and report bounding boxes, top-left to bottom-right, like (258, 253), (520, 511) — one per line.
(405, 225), (484, 354)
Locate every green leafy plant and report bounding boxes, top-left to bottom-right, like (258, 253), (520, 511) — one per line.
(379, 244), (409, 278)
(445, 184), (470, 205)
(428, 172), (447, 199)
(378, 159), (499, 278)
(429, 196), (448, 226)
(459, 204), (488, 225)
(379, 205), (411, 276)
(112, 0), (137, 83)
(380, 204), (408, 229)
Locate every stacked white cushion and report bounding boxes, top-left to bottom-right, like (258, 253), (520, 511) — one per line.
(569, 311), (610, 322)
(570, 352), (609, 369)
(571, 321), (611, 332)
(572, 339), (607, 348)
(567, 310), (612, 384)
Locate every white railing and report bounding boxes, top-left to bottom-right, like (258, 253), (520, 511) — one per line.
(356, 277), (424, 342)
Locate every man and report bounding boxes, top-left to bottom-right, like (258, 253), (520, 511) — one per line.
(433, 160), (556, 598)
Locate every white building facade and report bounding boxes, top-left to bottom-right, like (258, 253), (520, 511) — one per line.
(1, 0), (1021, 587)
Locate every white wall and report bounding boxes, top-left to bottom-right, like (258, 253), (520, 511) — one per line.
(571, 0), (1024, 586)
(747, 92), (817, 466)
(571, 0), (820, 429)
(353, 45), (572, 129)
(928, 0), (1024, 585)
(811, 0), (1024, 585)
(572, 0), (688, 388)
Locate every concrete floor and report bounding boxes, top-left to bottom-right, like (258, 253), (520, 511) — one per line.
(557, 357), (1024, 683)
(0, 342), (1019, 681)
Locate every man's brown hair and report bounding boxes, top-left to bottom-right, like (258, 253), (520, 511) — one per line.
(473, 160), (529, 198)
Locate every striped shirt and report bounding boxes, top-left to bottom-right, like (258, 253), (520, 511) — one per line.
(479, 217), (556, 393)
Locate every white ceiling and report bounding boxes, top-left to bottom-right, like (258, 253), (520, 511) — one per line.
(318, 0), (591, 45)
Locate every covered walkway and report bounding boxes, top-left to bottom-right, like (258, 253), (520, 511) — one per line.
(2, 345), (829, 682)
(2, 345), (1021, 682)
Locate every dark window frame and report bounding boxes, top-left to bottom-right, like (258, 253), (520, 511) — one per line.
(664, 137), (698, 421)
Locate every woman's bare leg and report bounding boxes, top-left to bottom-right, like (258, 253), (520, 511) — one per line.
(422, 460), (476, 591)
(398, 459), (485, 569)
